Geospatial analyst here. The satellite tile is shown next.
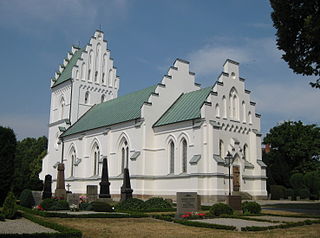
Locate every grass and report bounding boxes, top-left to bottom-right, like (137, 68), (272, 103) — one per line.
(264, 203), (320, 210)
(46, 217), (320, 238)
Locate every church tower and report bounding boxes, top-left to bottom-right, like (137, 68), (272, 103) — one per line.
(41, 30), (120, 179)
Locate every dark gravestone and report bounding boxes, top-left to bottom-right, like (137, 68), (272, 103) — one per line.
(55, 163), (67, 199)
(87, 185), (98, 202)
(176, 192), (200, 218)
(42, 174), (52, 199)
(227, 195), (241, 210)
(120, 168), (133, 202)
(99, 158), (111, 198)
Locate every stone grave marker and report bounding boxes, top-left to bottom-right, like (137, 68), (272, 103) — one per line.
(87, 185), (98, 202)
(67, 193), (80, 206)
(176, 192), (200, 218)
(31, 191), (42, 206)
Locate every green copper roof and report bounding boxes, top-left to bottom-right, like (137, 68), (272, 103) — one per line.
(62, 85), (157, 137)
(154, 87), (212, 127)
(52, 47), (85, 87)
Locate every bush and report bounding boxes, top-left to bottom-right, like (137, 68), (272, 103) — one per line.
(79, 202), (92, 211)
(285, 188), (294, 199)
(2, 192), (17, 219)
(91, 201), (113, 212)
(209, 203), (233, 216)
(290, 173), (305, 190)
(304, 171), (320, 199)
(0, 212), (5, 221)
(115, 198), (146, 211)
(298, 188), (310, 199)
(144, 197), (172, 210)
(19, 189), (35, 208)
(270, 185), (286, 200)
(40, 198), (69, 211)
(241, 201), (261, 214)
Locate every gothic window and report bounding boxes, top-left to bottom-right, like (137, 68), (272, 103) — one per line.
(102, 73), (105, 84)
(222, 96), (227, 118)
(248, 111), (252, 124)
(75, 69), (79, 80)
(229, 88), (239, 120)
(215, 103), (220, 118)
(70, 147), (76, 177)
(92, 143), (100, 176)
(81, 63), (86, 80)
(114, 78), (118, 89)
(242, 101), (246, 122)
(243, 144), (249, 160)
(88, 69), (91, 81)
(60, 97), (65, 120)
(169, 141), (175, 174)
(85, 91), (90, 104)
(108, 69), (113, 87)
(95, 71), (98, 82)
(219, 140), (225, 158)
(121, 140), (129, 173)
(95, 44), (100, 71)
(182, 139), (187, 173)
(101, 94), (105, 103)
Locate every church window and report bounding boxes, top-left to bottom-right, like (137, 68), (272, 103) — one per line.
(182, 139), (187, 173)
(242, 101), (246, 122)
(70, 147), (76, 177)
(88, 69), (91, 81)
(81, 63), (86, 80)
(102, 73), (105, 84)
(169, 141), (175, 174)
(219, 140), (225, 158)
(95, 44), (101, 71)
(114, 78), (118, 89)
(243, 144), (249, 161)
(101, 94), (105, 103)
(85, 91), (90, 104)
(75, 69), (78, 80)
(222, 96), (227, 118)
(229, 88), (239, 120)
(121, 140), (129, 173)
(60, 97), (65, 120)
(92, 143), (100, 176)
(95, 71), (98, 82)
(108, 69), (113, 87)
(215, 103), (220, 118)
(248, 111), (252, 124)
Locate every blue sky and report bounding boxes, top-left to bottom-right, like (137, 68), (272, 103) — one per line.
(0, 0), (319, 140)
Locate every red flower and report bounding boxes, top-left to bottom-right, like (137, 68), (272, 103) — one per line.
(180, 214), (190, 218)
(198, 213), (206, 216)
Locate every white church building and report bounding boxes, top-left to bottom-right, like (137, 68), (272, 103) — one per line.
(40, 30), (267, 202)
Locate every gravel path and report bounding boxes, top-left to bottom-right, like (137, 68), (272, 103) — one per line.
(0, 218), (58, 234)
(248, 215), (319, 223)
(192, 218), (281, 231)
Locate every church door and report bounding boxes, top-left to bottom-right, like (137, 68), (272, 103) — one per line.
(233, 166), (240, 192)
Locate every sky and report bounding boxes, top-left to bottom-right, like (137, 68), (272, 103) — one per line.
(0, 0), (319, 140)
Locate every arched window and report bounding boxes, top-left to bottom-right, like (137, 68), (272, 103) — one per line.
(121, 140), (129, 173)
(182, 139), (187, 173)
(242, 101), (246, 122)
(60, 97), (65, 120)
(70, 147), (76, 177)
(108, 69), (113, 87)
(88, 50), (93, 81)
(219, 140), (224, 158)
(102, 73), (105, 84)
(75, 69), (79, 80)
(101, 94), (105, 103)
(88, 69), (91, 81)
(169, 141), (175, 174)
(85, 91), (90, 104)
(95, 44), (101, 71)
(222, 96), (227, 118)
(215, 103), (220, 118)
(81, 62), (86, 80)
(92, 143), (100, 176)
(229, 88), (239, 120)
(248, 111), (252, 124)
(243, 144), (249, 160)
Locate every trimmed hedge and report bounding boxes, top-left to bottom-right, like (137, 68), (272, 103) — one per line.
(19, 189), (35, 209)
(2, 192), (17, 219)
(40, 198), (69, 211)
(90, 201), (113, 212)
(115, 198), (146, 211)
(144, 197), (172, 210)
(270, 185), (286, 200)
(209, 203), (233, 216)
(241, 201), (261, 215)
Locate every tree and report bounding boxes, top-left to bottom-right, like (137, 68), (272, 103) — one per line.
(263, 121), (320, 187)
(0, 126), (16, 206)
(270, 0), (320, 88)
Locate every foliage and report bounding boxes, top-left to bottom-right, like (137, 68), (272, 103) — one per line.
(290, 173), (305, 190)
(40, 198), (69, 211)
(285, 188), (294, 199)
(79, 202), (91, 211)
(144, 197), (172, 210)
(12, 136), (47, 196)
(90, 201), (113, 212)
(241, 201), (261, 214)
(115, 198), (146, 211)
(2, 192), (17, 219)
(270, 0), (320, 88)
(0, 212), (5, 221)
(298, 188), (310, 199)
(304, 171), (320, 199)
(173, 218), (236, 230)
(0, 127), (17, 206)
(19, 189), (35, 208)
(270, 185), (286, 200)
(209, 203), (233, 216)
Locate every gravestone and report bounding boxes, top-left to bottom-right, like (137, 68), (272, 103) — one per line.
(87, 185), (98, 202)
(99, 158), (111, 198)
(42, 174), (52, 199)
(227, 195), (241, 210)
(67, 193), (80, 205)
(120, 168), (133, 201)
(55, 163), (67, 199)
(31, 191), (42, 206)
(176, 192), (200, 218)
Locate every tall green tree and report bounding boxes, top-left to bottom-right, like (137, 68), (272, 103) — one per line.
(12, 136), (47, 195)
(0, 126), (17, 206)
(270, 0), (320, 88)
(263, 121), (320, 187)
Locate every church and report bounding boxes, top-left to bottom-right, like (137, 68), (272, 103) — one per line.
(40, 30), (267, 203)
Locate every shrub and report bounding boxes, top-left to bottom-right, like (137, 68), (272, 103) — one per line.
(19, 189), (35, 208)
(40, 198), (69, 211)
(144, 197), (172, 210)
(298, 188), (310, 199)
(0, 212), (5, 221)
(285, 188), (294, 199)
(209, 203), (233, 216)
(2, 192), (17, 219)
(79, 202), (91, 211)
(115, 198), (146, 211)
(270, 185), (286, 200)
(241, 201), (261, 214)
(290, 173), (305, 190)
(91, 201), (113, 212)
(304, 171), (320, 199)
